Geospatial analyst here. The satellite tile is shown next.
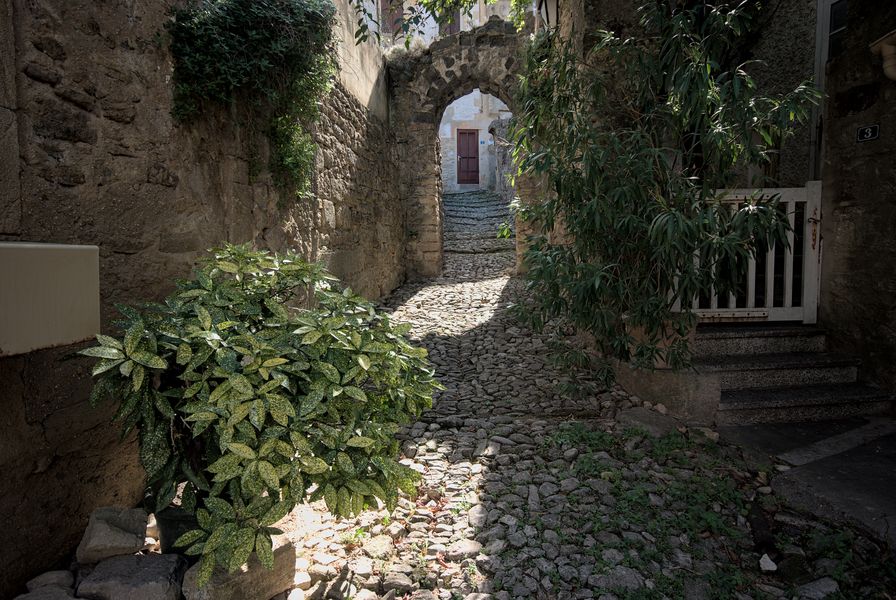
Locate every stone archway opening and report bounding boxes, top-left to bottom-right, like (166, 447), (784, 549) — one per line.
(388, 16), (524, 280)
(437, 89), (517, 280)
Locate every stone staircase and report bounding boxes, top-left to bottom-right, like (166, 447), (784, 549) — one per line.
(442, 191), (514, 255)
(693, 325), (892, 425)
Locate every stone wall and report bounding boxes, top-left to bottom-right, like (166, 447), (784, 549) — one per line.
(314, 82), (404, 299)
(0, 0), (403, 594)
(488, 117), (515, 207)
(749, 0), (818, 186)
(819, 0), (896, 391)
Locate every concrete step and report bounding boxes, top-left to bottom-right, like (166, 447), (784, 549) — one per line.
(717, 384), (892, 425)
(695, 352), (859, 390)
(694, 324), (827, 357)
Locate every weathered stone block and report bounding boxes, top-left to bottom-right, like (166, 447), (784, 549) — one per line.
(0, 0), (15, 109)
(361, 534), (394, 560)
(614, 362), (719, 425)
(159, 228), (203, 254)
(54, 85), (95, 112)
(32, 99), (97, 144)
(0, 106), (20, 234)
(13, 587), (75, 599)
(26, 570), (74, 592)
(23, 63), (62, 86)
(181, 536), (297, 600)
(32, 36), (66, 61)
(795, 577), (840, 599)
(76, 507), (148, 564)
(76, 553), (187, 600)
(615, 407), (682, 438)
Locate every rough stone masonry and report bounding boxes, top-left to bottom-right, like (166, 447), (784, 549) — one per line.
(0, 0), (405, 594)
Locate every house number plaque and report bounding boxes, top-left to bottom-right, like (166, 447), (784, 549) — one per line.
(856, 124), (879, 142)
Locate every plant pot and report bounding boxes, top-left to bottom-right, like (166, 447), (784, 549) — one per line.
(155, 506), (199, 555)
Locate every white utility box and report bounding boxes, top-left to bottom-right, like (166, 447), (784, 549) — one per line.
(0, 243), (100, 356)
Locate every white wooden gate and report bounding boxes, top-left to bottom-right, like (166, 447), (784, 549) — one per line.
(681, 181), (822, 324)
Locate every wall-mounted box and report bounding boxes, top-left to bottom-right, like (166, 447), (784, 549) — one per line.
(0, 243), (100, 356)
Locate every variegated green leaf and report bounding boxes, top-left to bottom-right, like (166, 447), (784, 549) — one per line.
(131, 350), (167, 370)
(174, 529), (206, 549)
(227, 443), (256, 460)
(255, 533), (274, 569)
(176, 343), (193, 365)
(301, 456), (329, 475)
(79, 346), (125, 360)
(257, 460), (280, 489)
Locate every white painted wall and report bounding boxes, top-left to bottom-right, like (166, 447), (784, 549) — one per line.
(439, 90), (511, 193)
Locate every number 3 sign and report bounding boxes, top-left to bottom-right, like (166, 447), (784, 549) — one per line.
(856, 124), (880, 142)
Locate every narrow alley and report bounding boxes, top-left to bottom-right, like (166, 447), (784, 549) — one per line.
(272, 192), (894, 599)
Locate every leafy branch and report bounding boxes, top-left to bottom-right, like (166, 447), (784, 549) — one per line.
(510, 2), (820, 382)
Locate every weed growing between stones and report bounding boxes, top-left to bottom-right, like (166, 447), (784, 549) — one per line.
(167, 0), (337, 198)
(509, 421), (896, 599)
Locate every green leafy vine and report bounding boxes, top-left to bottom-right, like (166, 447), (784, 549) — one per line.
(167, 0), (337, 197)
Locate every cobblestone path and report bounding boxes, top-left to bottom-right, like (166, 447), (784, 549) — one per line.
(281, 192), (894, 600)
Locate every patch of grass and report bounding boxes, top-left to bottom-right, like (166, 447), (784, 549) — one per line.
(548, 422), (615, 451)
(527, 420), (896, 598)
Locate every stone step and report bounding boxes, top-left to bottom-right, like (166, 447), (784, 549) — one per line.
(444, 231), (504, 239)
(444, 218), (507, 226)
(445, 246), (514, 254)
(443, 201), (507, 209)
(443, 212), (509, 220)
(717, 383), (892, 425)
(444, 228), (505, 235)
(444, 210), (507, 217)
(694, 324), (827, 357)
(695, 352), (859, 390)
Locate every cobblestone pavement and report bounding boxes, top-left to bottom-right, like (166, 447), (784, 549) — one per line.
(279, 192), (895, 600)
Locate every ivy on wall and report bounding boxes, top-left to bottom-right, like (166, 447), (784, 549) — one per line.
(167, 0), (337, 197)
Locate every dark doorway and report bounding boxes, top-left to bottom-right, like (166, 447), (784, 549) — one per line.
(457, 129), (479, 184)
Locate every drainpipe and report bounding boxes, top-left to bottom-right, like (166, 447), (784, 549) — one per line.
(870, 30), (896, 81)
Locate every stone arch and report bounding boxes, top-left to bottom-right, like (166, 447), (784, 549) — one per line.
(388, 16), (524, 279)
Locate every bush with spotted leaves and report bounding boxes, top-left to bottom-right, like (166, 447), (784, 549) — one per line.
(80, 243), (440, 585)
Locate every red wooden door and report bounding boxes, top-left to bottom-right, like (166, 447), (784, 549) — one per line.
(457, 129), (479, 185)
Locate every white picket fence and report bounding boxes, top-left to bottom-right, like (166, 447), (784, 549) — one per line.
(672, 181), (821, 324)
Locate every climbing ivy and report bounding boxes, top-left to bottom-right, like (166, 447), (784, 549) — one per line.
(510, 2), (820, 382)
(167, 0), (337, 196)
